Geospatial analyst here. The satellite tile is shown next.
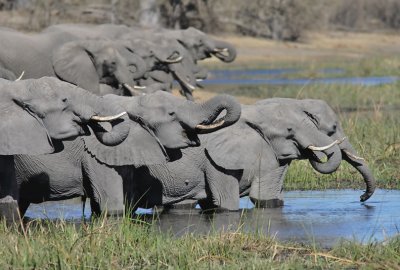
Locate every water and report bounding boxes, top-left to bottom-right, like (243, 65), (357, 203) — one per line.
(25, 189), (400, 247)
(202, 68), (399, 86)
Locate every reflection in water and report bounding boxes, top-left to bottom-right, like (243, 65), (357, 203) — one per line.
(25, 189), (400, 247)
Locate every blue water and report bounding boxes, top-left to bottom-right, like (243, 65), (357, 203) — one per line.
(25, 189), (400, 247)
(200, 68), (399, 86)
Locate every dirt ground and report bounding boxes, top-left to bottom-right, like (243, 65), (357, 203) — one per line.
(205, 31), (400, 65)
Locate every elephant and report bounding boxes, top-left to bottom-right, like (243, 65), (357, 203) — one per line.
(0, 77), (130, 220)
(127, 101), (348, 212)
(14, 92), (241, 217)
(255, 98), (376, 202)
(44, 24), (236, 99)
(0, 28), (147, 95)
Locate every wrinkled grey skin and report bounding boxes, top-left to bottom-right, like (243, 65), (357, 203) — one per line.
(0, 77), (130, 220)
(255, 98), (376, 202)
(132, 99), (375, 212)
(0, 28), (146, 95)
(15, 92), (241, 216)
(129, 102), (345, 211)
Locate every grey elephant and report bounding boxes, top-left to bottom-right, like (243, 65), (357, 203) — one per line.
(0, 28), (146, 95)
(15, 92), (241, 216)
(123, 99), (375, 212)
(0, 77), (130, 220)
(255, 97), (375, 201)
(44, 24), (236, 99)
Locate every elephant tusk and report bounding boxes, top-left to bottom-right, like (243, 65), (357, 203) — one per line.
(196, 118), (225, 130)
(174, 72), (196, 90)
(163, 55), (183, 63)
(122, 83), (142, 96)
(90, 112), (127, 122)
(15, 71), (25, 81)
(343, 150), (365, 161)
(196, 78), (204, 82)
(213, 48), (228, 53)
(133, 85), (146, 89)
(307, 137), (346, 151)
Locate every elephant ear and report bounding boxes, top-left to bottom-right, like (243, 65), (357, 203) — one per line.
(52, 41), (100, 93)
(82, 122), (167, 166)
(0, 100), (54, 155)
(202, 120), (273, 170)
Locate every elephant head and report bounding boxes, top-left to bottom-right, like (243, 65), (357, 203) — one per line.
(256, 98), (376, 202)
(204, 103), (343, 207)
(124, 37), (198, 99)
(169, 27), (237, 63)
(82, 91), (241, 166)
(52, 40), (147, 95)
(0, 77), (130, 155)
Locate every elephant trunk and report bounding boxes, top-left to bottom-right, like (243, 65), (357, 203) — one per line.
(79, 91), (130, 146)
(210, 40), (237, 63)
(298, 130), (342, 174)
(192, 94), (241, 133)
(340, 139), (376, 202)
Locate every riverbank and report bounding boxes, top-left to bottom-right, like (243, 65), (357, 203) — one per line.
(1, 215), (399, 269)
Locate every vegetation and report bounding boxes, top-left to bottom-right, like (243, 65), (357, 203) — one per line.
(1, 216), (399, 269)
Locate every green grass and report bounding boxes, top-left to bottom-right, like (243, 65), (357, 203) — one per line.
(1, 216), (399, 269)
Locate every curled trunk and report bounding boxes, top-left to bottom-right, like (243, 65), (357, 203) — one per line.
(298, 131), (342, 174)
(210, 40), (237, 63)
(79, 91), (130, 146)
(191, 94), (241, 133)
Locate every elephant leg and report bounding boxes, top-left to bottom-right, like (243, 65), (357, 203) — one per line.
(249, 165), (288, 208)
(199, 161), (240, 211)
(0, 156), (20, 221)
(82, 155), (125, 217)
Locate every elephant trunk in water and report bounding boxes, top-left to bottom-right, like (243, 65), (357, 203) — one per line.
(186, 94), (241, 133)
(339, 139), (376, 202)
(76, 90), (130, 146)
(210, 40), (237, 63)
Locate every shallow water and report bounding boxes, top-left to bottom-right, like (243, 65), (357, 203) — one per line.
(25, 189), (400, 247)
(204, 69), (398, 86)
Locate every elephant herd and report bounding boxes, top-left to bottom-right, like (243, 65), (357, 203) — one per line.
(0, 24), (375, 221)
(0, 24), (236, 100)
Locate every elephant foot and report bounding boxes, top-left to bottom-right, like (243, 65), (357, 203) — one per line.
(251, 198), (284, 208)
(163, 200), (197, 210)
(0, 196), (20, 223)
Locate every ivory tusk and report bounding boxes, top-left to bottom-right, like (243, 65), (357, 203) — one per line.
(307, 137), (346, 151)
(133, 85), (146, 89)
(164, 55), (183, 63)
(343, 150), (365, 161)
(213, 48), (228, 53)
(90, 112), (127, 122)
(174, 72), (196, 90)
(196, 119), (225, 130)
(122, 83), (142, 96)
(15, 71), (25, 81)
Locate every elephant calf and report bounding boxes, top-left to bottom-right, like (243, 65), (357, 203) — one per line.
(128, 99), (375, 211)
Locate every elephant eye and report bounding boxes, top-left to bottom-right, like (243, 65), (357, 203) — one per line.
(62, 98), (68, 103)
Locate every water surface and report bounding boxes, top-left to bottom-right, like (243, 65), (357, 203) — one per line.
(25, 189), (400, 247)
